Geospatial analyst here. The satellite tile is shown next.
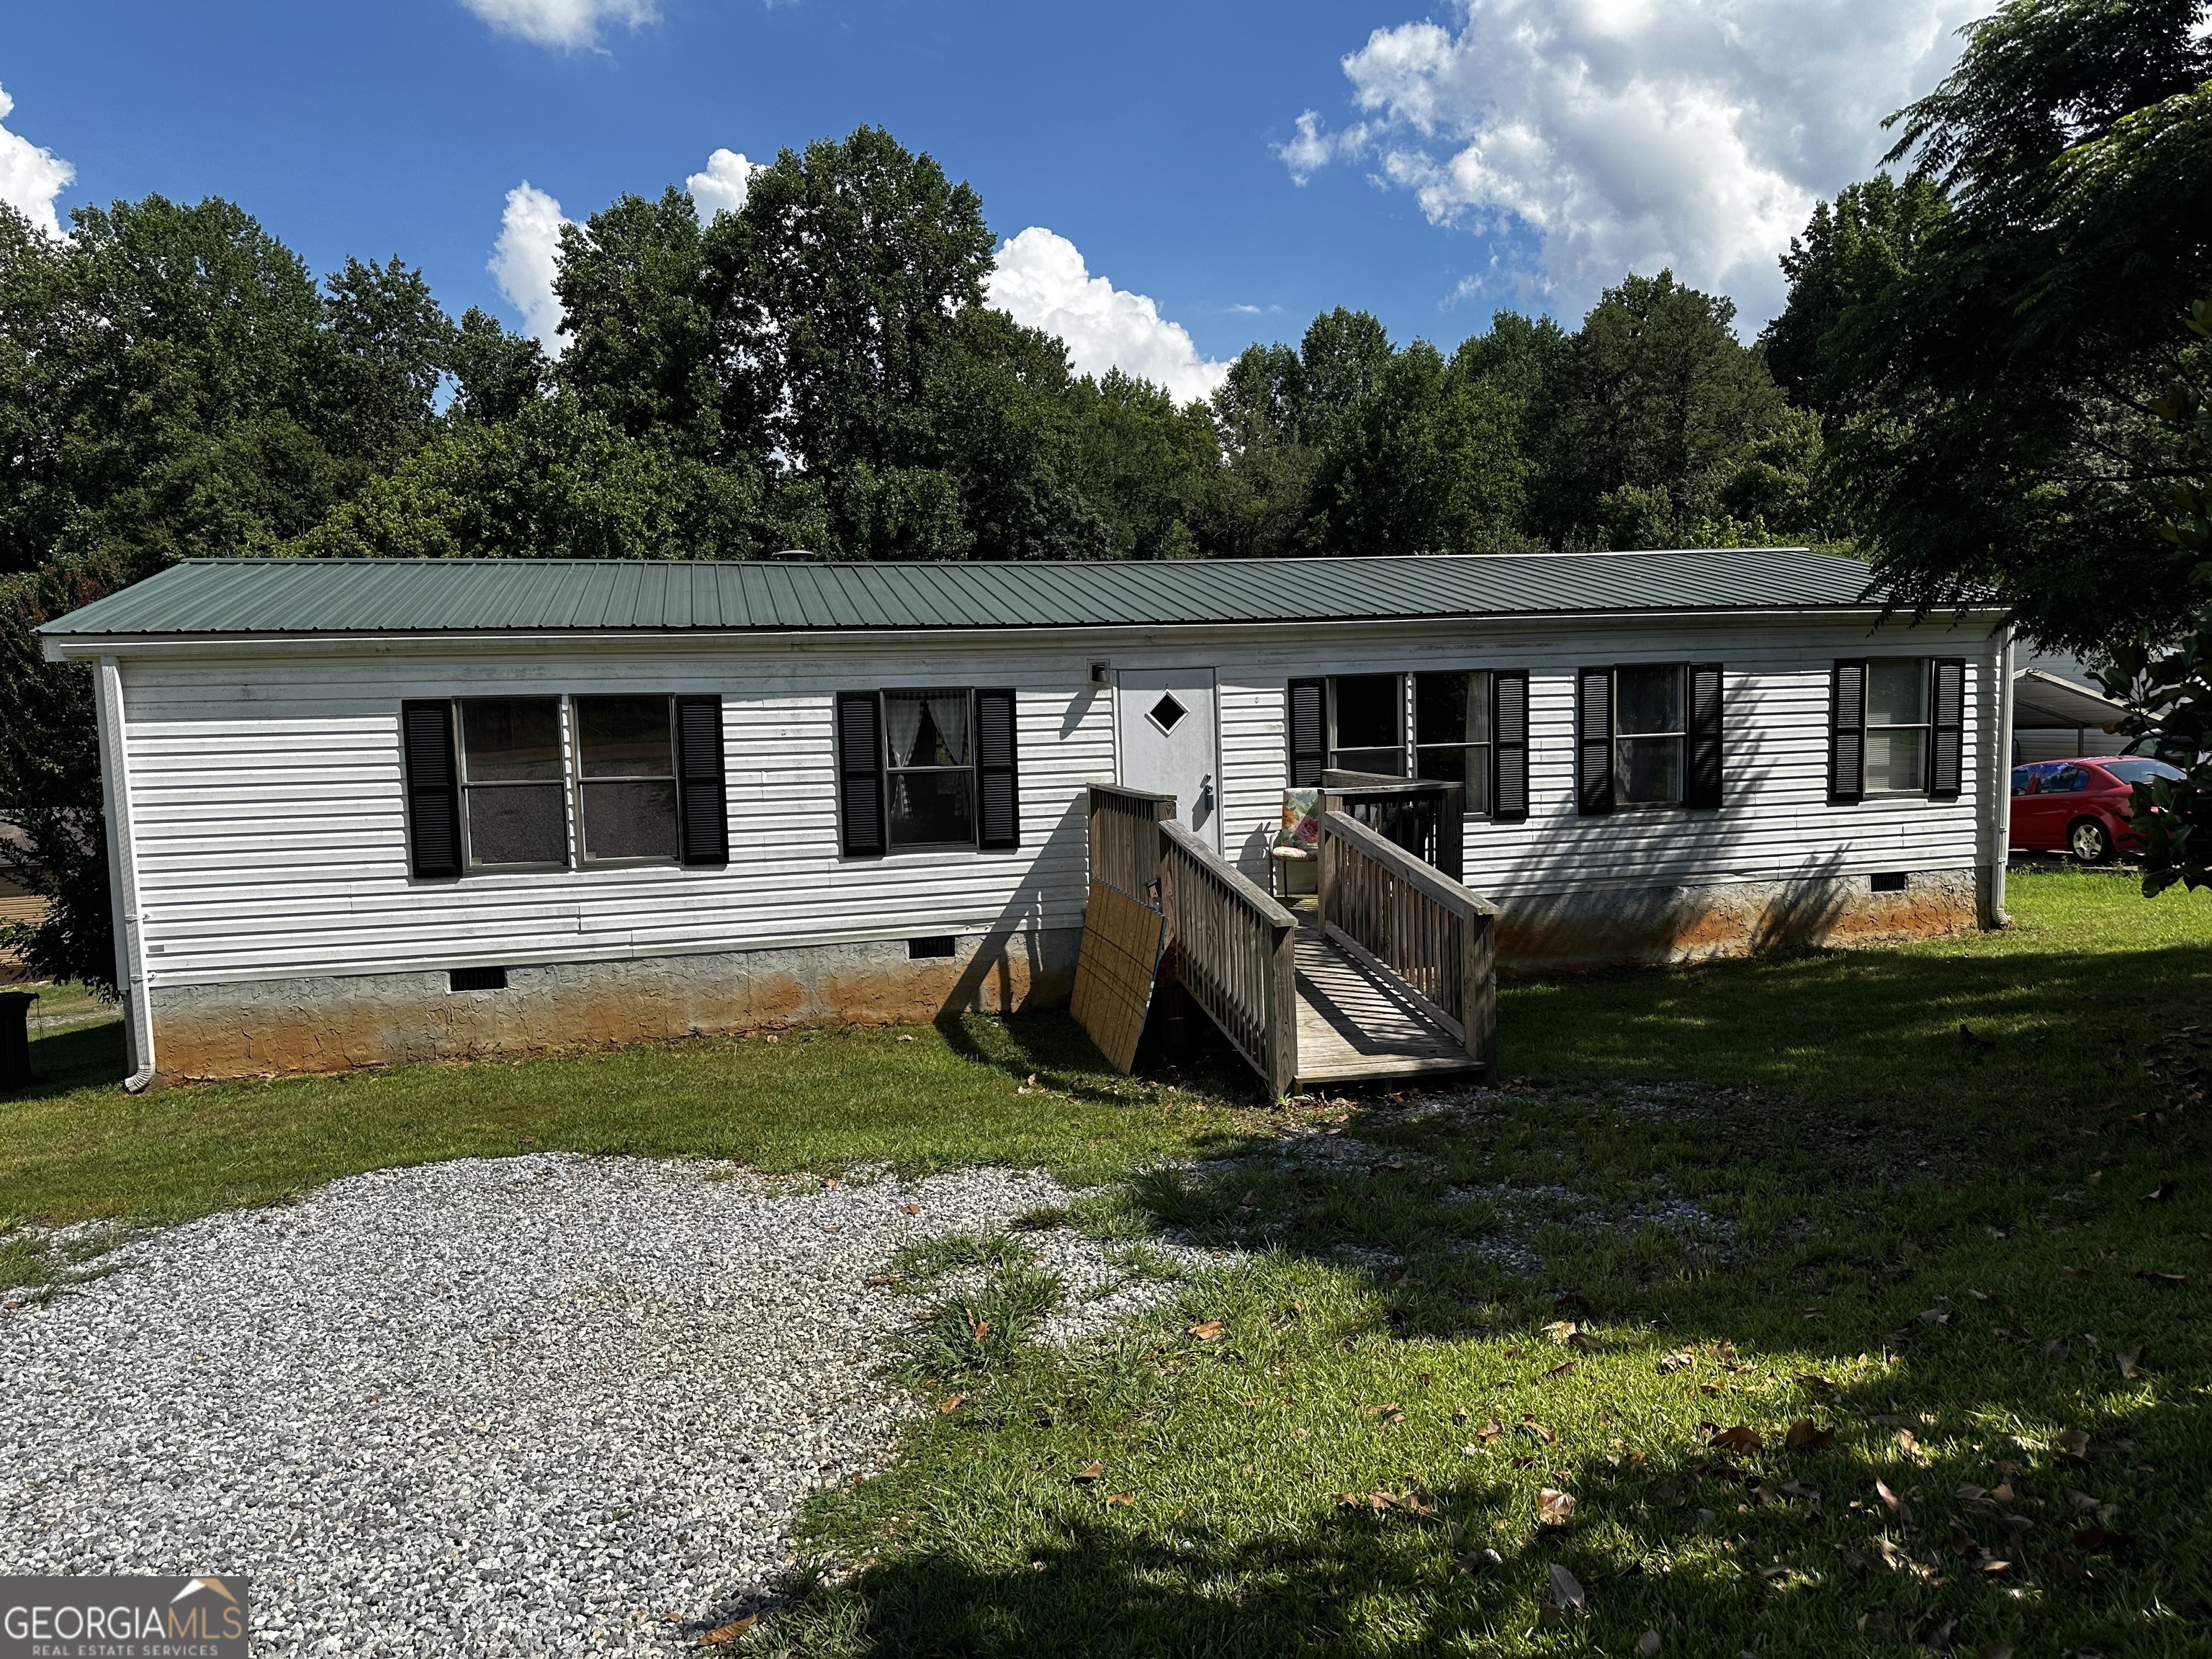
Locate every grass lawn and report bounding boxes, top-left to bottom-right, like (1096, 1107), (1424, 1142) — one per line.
(3, 868), (2209, 1655)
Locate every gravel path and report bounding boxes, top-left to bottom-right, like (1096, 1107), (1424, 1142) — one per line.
(0, 1155), (1213, 1656)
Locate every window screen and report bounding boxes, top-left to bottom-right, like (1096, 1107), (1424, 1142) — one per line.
(1413, 670), (1491, 813)
(1328, 674), (1405, 775)
(1864, 660), (1930, 796)
(1614, 664), (1686, 806)
(885, 690), (975, 848)
(459, 698), (567, 868)
(575, 695), (679, 861)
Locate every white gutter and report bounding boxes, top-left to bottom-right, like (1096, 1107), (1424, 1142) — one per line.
(94, 655), (156, 1091)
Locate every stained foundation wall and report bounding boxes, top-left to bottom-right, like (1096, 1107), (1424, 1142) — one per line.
(1494, 866), (1982, 974)
(151, 927), (1080, 1081)
(147, 868), (1980, 1081)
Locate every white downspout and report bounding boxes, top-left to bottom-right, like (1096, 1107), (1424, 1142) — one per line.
(1983, 624), (2015, 929)
(94, 655), (157, 1091)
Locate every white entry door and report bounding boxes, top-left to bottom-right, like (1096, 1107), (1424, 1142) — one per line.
(1118, 667), (1220, 850)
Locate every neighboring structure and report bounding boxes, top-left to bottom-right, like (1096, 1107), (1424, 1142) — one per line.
(40, 550), (2015, 1084)
(2011, 649), (2131, 765)
(0, 822), (42, 984)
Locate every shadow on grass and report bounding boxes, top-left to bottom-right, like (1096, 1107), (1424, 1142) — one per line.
(5, 1016), (125, 1104)
(760, 902), (2212, 1657)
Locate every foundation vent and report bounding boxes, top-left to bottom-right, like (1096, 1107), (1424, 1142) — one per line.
(1869, 872), (1908, 894)
(449, 966), (509, 992)
(907, 936), (957, 960)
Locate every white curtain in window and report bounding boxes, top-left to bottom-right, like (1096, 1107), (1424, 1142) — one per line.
(884, 692), (926, 768)
(927, 691), (971, 765)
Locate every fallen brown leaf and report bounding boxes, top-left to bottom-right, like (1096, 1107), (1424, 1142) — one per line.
(1476, 1417), (1506, 1443)
(938, 1395), (966, 1415)
(1784, 1419), (1838, 1451)
(902, 1204), (920, 1215)
(1544, 1361), (1577, 1379)
(2118, 1348), (2144, 1380)
(696, 1615), (757, 1647)
(1875, 1479), (1912, 1523)
(1917, 1308), (1951, 1326)
(1794, 1372), (1836, 1391)
(2143, 1179), (2177, 1203)
(1187, 1321), (1226, 1340)
(2070, 1527), (2130, 1554)
(1543, 1319), (1579, 1344)
(1518, 1416), (1557, 1445)
(1658, 1350), (1696, 1374)
(2056, 1429), (2093, 1463)
(2134, 1269), (2189, 1286)
(1071, 1461), (1105, 1485)
(1709, 1424), (1764, 1453)
(1105, 1492), (1135, 1507)
(1538, 1487), (1576, 1529)
(1455, 1546), (1503, 1574)
(1636, 1632), (1662, 1657)
(2043, 1547), (2087, 1581)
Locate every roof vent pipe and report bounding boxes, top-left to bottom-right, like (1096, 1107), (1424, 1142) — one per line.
(767, 547), (816, 562)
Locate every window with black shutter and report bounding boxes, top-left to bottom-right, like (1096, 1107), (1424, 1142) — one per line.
(1576, 667), (1614, 815)
(975, 688), (1020, 850)
(1287, 678), (1326, 787)
(574, 696), (679, 863)
(400, 701), (463, 879)
(836, 691), (888, 858)
(675, 695), (728, 865)
(1686, 662), (1724, 810)
(1929, 658), (1965, 799)
(1829, 660), (1867, 804)
(1491, 670), (1529, 823)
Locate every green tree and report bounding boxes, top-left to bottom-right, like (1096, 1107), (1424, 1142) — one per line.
(1306, 342), (1529, 555)
(1759, 176), (1949, 412)
(0, 196), (459, 990)
(1810, 0), (2212, 653)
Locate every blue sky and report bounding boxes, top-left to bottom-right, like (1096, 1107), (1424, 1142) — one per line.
(1, 1), (1995, 399)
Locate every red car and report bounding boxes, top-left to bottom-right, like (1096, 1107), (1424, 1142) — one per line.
(2009, 757), (2185, 861)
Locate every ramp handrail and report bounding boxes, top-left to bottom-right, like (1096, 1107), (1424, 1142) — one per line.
(1158, 819), (1298, 1098)
(1087, 781), (1178, 904)
(1317, 809), (1497, 1078)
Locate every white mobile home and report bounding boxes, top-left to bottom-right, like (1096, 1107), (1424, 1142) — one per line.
(41, 549), (2014, 1085)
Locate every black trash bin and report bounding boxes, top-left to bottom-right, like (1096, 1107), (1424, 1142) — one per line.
(0, 991), (32, 1089)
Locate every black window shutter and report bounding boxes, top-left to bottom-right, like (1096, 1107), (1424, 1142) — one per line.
(836, 691), (887, 857)
(1287, 678), (1326, 787)
(1490, 670), (1529, 822)
(675, 694), (728, 866)
(400, 700), (463, 878)
(1686, 662), (1724, 810)
(976, 688), (1020, 850)
(1576, 667), (1614, 816)
(1928, 658), (1966, 799)
(1829, 660), (1866, 805)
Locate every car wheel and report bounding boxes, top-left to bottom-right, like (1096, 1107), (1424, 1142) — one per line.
(2068, 817), (2113, 863)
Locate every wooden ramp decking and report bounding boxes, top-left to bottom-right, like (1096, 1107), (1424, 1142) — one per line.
(1292, 924), (1480, 1086)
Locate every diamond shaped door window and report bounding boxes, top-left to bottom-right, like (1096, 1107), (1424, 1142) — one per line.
(1148, 692), (1188, 734)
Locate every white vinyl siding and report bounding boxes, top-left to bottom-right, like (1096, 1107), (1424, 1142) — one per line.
(111, 613), (1996, 989)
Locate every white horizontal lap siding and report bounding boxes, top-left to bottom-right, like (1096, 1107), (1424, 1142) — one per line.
(1200, 619), (1996, 900)
(121, 648), (1111, 987)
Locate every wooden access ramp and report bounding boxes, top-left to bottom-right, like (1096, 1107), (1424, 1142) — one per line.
(1078, 784), (1496, 1097)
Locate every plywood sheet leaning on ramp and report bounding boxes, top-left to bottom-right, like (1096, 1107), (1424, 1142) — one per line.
(1071, 881), (1166, 1074)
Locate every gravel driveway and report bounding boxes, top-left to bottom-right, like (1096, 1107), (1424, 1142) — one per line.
(0, 1155), (1203, 1656)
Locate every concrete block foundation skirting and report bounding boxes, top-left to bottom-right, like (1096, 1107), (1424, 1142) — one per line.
(150, 927), (1082, 1082)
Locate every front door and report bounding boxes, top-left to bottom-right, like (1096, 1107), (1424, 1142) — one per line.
(1118, 667), (1220, 850)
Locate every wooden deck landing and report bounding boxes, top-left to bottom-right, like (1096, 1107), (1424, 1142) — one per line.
(1292, 925), (1479, 1085)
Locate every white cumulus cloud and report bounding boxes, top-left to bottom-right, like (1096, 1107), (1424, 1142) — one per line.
(986, 228), (1229, 405)
(0, 84), (74, 239)
(685, 148), (759, 220)
(490, 182), (572, 354)
(461, 0), (657, 50)
(1282, 0), (2000, 323)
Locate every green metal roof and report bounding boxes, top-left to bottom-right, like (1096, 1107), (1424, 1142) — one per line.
(40, 549), (1890, 640)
